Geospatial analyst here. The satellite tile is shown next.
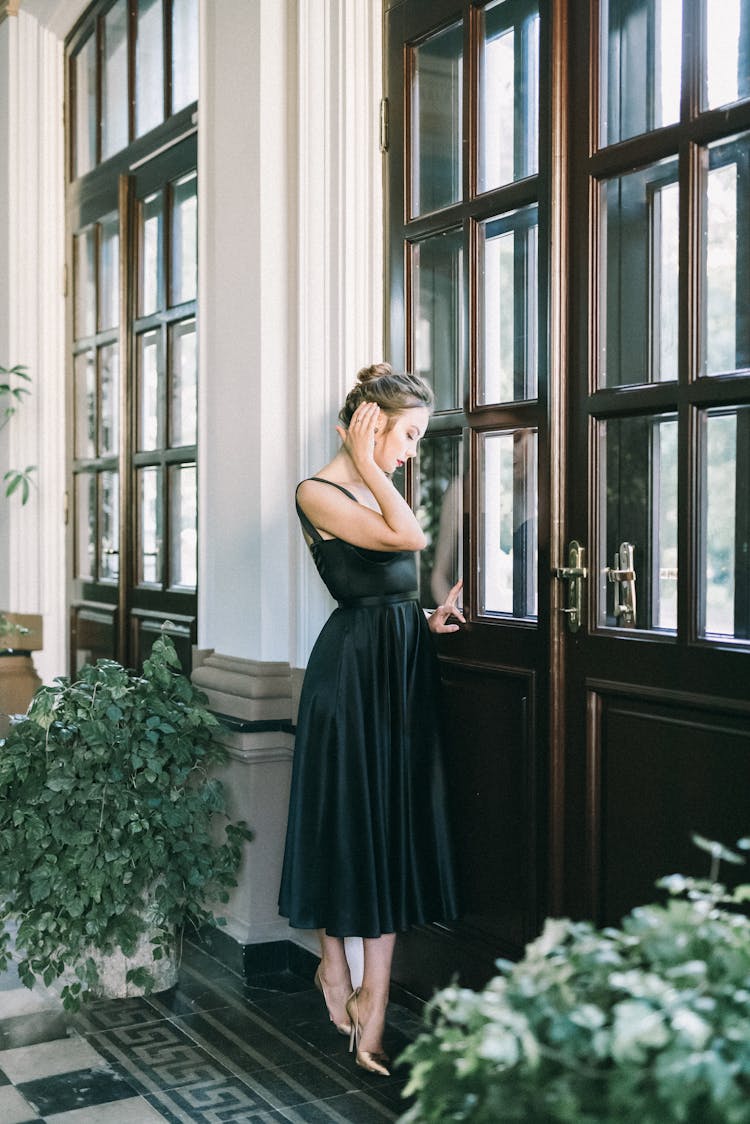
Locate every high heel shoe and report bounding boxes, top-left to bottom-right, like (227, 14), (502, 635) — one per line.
(314, 966), (352, 1036)
(346, 988), (391, 1077)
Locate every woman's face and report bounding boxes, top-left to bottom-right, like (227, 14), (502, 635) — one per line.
(373, 405), (430, 475)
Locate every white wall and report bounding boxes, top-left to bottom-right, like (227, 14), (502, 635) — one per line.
(0, 17), (11, 611)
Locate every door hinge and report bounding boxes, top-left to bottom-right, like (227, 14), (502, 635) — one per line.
(380, 97), (389, 153)
(63, 489), (69, 526)
(62, 263), (68, 298)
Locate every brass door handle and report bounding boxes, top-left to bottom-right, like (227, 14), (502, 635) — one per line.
(554, 540), (587, 633)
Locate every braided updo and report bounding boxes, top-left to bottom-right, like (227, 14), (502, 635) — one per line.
(338, 363), (434, 428)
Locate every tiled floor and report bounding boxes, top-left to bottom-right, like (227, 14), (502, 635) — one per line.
(0, 940), (423, 1123)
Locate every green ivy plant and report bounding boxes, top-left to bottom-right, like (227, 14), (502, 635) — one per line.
(400, 835), (750, 1124)
(0, 634), (252, 1010)
(0, 363), (36, 504)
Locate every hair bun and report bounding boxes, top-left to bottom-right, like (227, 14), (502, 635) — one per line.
(356, 362), (393, 385)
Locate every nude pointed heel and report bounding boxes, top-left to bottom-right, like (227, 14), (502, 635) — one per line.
(314, 966), (352, 1036)
(346, 988), (391, 1077)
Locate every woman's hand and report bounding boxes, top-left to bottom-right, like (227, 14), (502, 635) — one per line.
(336, 401), (381, 472)
(428, 579), (465, 634)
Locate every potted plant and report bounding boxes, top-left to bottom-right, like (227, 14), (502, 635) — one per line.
(400, 836), (750, 1124)
(0, 633), (252, 1010)
(0, 362), (42, 715)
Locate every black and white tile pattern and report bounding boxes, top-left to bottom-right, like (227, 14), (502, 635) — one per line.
(0, 941), (422, 1122)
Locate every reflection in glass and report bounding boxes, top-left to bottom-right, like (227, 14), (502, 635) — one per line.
(703, 133), (750, 376)
(170, 319), (197, 446)
(99, 215), (119, 331)
(139, 192), (163, 316)
(700, 407), (749, 640)
(172, 0), (199, 112)
(74, 34), (97, 178)
(411, 229), (464, 411)
(170, 464), (197, 588)
(136, 0), (164, 138)
(139, 466), (162, 584)
(705, 0), (750, 109)
(600, 0), (682, 146)
(76, 472), (96, 579)
(99, 344), (119, 456)
(600, 157), (679, 386)
(479, 206), (538, 403)
(479, 0), (539, 192)
(598, 414), (678, 631)
(139, 331), (160, 450)
(99, 471), (119, 581)
(171, 173), (198, 305)
(74, 228), (96, 340)
(102, 0), (129, 160)
(74, 350), (96, 459)
(410, 21), (463, 216)
(417, 435), (462, 610)
(479, 429), (537, 618)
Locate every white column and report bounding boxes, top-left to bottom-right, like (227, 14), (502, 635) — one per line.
(0, 8), (66, 685)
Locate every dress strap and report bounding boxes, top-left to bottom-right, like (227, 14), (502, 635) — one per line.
(295, 477), (359, 543)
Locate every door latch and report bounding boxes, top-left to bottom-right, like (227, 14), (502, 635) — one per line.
(607, 541), (636, 627)
(554, 540), (587, 633)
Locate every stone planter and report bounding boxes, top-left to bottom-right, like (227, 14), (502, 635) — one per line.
(88, 928), (179, 999)
(0, 611), (43, 716)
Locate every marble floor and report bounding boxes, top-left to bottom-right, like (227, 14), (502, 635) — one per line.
(0, 940), (423, 1123)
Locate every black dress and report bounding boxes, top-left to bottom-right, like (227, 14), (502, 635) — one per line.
(278, 478), (459, 938)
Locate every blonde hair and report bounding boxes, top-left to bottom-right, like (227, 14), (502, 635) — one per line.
(338, 363), (434, 428)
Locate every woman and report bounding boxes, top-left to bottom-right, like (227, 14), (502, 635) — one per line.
(278, 363), (463, 1076)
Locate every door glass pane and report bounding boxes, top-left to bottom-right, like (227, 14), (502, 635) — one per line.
(99, 470), (119, 582)
(417, 434), (463, 610)
(99, 344), (119, 456)
(138, 466), (162, 584)
(139, 192), (163, 316)
(478, 0), (539, 192)
(599, 157), (679, 387)
(138, 330), (160, 450)
(169, 464), (197, 588)
(699, 407), (750, 640)
(479, 429), (538, 619)
(102, 0), (129, 160)
(702, 132), (750, 377)
(136, 0), (164, 138)
(600, 0), (682, 146)
(74, 228), (96, 339)
(597, 414), (678, 632)
(411, 229), (465, 411)
(705, 0), (750, 109)
(76, 472), (96, 579)
(479, 206), (538, 403)
(410, 20), (463, 217)
(74, 350), (96, 459)
(99, 214), (119, 331)
(170, 172), (197, 306)
(172, 0), (199, 113)
(170, 319), (197, 446)
(73, 33), (97, 178)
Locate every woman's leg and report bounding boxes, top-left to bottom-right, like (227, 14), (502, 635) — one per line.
(355, 932), (396, 1052)
(317, 930), (354, 1029)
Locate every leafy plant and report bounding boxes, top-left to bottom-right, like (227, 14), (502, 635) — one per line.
(400, 836), (750, 1124)
(0, 363), (36, 504)
(0, 634), (252, 1010)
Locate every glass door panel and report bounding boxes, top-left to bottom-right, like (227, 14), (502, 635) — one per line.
(409, 20), (463, 217)
(596, 413), (678, 632)
(478, 0), (539, 192)
(74, 228), (96, 339)
(73, 33), (97, 178)
(478, 206), (538, 404)
(702, 132), (750, 377)
(169, 319), (197, 447)
(478, 428), (538, 619)
(138, 466), (162, 585)
(99, 343), (119, 456)
(139, 192), (164, 317)
(74, 350), (96, 459)
(699, 406), (750, 640)
(172, 0), (199, 113)
(169, 464), (197, 589)
(417, 433), (463, 609)
(99, 214), (120, 331)
(599, 157), (679, 387)
(599, 0), (682, 146)
(138, 330), (161, 450)
(75, 473), (96, 580)
(410, 229), (465, 410)
(170, 172), (198, 306)
(705, 0), (750, 109)
(102, 0), (129, 161)
(99, 470), (119, 582)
